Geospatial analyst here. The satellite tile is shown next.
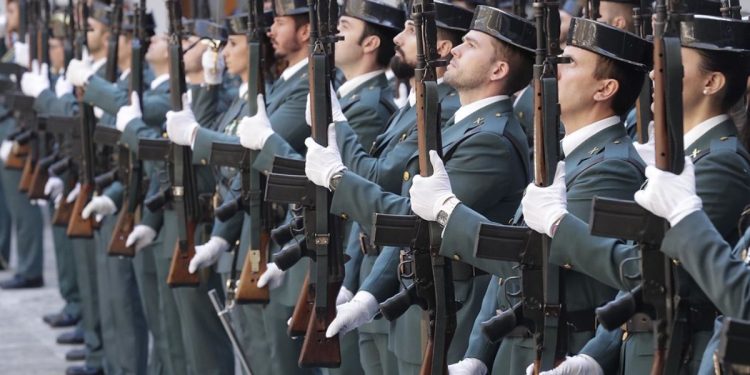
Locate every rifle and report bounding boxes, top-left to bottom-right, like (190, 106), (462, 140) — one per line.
(632, 0), (652, 144)
(368, 1), (456, 373)
(47, 115), (80, 226)
(720, 0), (741, 19)
(716, 318), (750, 374)
(107, 0), (147, 258)
(587, 0), (684, 373)
(67, 0), (97, 238)
(471, 1), (567, 373)
(165, 0), (200, 287)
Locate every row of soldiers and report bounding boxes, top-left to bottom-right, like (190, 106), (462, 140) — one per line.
(1, 0), (750, 374)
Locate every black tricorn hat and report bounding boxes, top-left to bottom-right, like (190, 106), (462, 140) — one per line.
(122, 11), (156, 36)
(226, 13), (250, 35)
(600, 0), (641, 6)
(678, 0), (721, 16)
(343, 0), (405, 32)
(90, 1), (112, 26)
(679, 15), (750, 53)
(191, 19), (229, 42)
(567, 17), (652, 70)
(470, 6), (535, 53)
(434, 1), (474, 32)
(273, 0), (310, 17)
(49, 10), (69, 39)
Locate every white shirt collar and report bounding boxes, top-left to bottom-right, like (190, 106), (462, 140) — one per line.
(408, 77), (444, 107)
(281, 57), (309, 81)
(561, 115), (620, 156)
(337, 70), (384, 98)
(454, 95), (509, 124)
(239, 82), (248, 99)
(385, 69), (395, 81)
(119, 69), (131, 82)
(150, 74), (169, 90)
(91, 58), (107, 74)
(683, 114), (730, 150)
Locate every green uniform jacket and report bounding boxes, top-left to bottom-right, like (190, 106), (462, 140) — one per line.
(337, 98), (529, 365)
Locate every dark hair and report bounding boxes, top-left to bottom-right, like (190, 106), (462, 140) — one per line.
(494, 39), (533, 95)
(437, 27), (462, 59)
(291, 14), (310, 30)
(358, 23), (397, 68)
(593, 56), (645, 116)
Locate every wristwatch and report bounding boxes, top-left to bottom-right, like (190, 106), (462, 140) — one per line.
(436, 196), (460, 227)
(329, 171), (345, 191)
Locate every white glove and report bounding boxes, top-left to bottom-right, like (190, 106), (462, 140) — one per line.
(304, 86), (347, 126)
(201, 48), (225, 85)
(238, 94), (274, 150)
(325, 291), (379, 338)
(0, 140), (12, 162)
(55, 70), (74, 98)
(304, 124), (346, 189)
(66, 58), (95, 87)
(394, 82), (409, 109)
(20, 61), (50, 97)
(634, 157), (701, 227)
(336, 286), (354, 306)
(165, 94), (199, 146)
(14, 42), (29, 67)
(116, 92), (142, 132)
(526, 354), (604, 375)
(521, 161), (568, 237)
(125, 225), (158, 252)
(188, 236), (229, 273)
(257, 262), (285, 290)
(66, 182), (81, 204)
(410, 150), (456, 221)
(449, 358), (488, 375)
(632, 121), (655, 167)
(81, 195), (117, 220)
(45, 176), (64, 205)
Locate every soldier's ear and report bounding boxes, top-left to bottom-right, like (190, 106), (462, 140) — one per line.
(360, 35), (380, 55)
(489, 60), (509, 83)
(703, 71), (726, 97)
(436, 39), (453, 59)
(611, 16), (627, 30)
(297, 23), (311, 43)
(593, 78), (618, 103)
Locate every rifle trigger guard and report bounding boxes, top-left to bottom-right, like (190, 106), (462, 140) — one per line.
(619, 255), (642, 289)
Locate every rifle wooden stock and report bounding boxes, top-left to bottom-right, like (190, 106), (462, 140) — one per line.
(298, 279), (342, 368)
(18, 156), (34, 192)
(108, 199), (136, 257)
(419, 339), (435, 375)
(288, 272), (314, 338)
(28, 161), (50, 199)
(235, 232), (270, 303)
(53, 199), (74, 226)
(66, 183), (95, 237)
(166, 220), (200, 287)
(4, 143), (28, 170)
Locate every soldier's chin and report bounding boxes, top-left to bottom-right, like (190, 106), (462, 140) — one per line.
(390, 56), (415, 80)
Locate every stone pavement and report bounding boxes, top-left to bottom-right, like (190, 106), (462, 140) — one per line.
(0, 204), (71, 375)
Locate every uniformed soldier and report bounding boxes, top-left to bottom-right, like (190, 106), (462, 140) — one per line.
(520, 14), (750, 375)
(411, 16), (652, 375)
(304, 4), (534, 374)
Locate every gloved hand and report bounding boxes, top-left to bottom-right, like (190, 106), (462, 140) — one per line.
(66, 182), (81, 204)
(325, 291), (379, 338)
(14, 41), (29, 67)
(304, 124), (346, 189)
(20, 61), (50, 97)
(202, 48), (225, 85)
(66, 58), (94, 87)
(238, 94), (274, 150)
(0, 140), (12, 163)
(81, 195), (117, 220)
(394, 82), (409, 109)
(305, 86), (346, 126)
(336, 286), (354, 305)
(410, 150), (456, 221)
(188, 236), (229, 273)
(126, 225), (158, 252)
(525, 354), (604, 375)
(633, 121), (655, 167)
(257, 262), (285, 290)
(634, 157), (701, 227)
(448, 358), (488, 375)
(55, 71), (74, 98)
(45, 176), (64, 207)
(116, 92), (142, 132)
(521, 161), (568, 237)
(165, 94), (199, 146)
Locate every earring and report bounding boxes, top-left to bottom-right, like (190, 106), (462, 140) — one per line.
(703, 89), (709, 95)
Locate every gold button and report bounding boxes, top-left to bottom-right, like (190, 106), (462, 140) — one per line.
(720, 136), (729, 141)
(400, 133), (407, 142)
(452, 254), (461, 261)
(162, 132), (168, 138)
(403, 171), (410, 181)
(497, 277), (504, 285)
(563, 263), (573, 270)
(340, 213), (348, 220)
(672, 259), (680, 266)
(450, 92), (456, 96)
(614, 140), (621, 144)
(518, 112), (524, 119)
(495, 112), (501, 117)
(201, 159), (207, 165)
(235, 240), (240, 246)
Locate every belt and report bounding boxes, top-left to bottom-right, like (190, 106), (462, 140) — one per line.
(623, 304), (718, 334)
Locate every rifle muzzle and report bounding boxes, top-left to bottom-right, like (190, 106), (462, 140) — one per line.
(481, 302), (522, 343)
(595, 286), (642, 331)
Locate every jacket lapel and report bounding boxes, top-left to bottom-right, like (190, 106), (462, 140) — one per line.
(564, 124), (627, 180)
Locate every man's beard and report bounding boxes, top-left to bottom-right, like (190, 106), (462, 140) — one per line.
(390, 53), (414, 80)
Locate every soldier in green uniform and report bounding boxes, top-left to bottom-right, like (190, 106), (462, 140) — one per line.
(521, 15), (750, 375)
(411, 17), (652, 375)
(306, 5), (535, 374)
